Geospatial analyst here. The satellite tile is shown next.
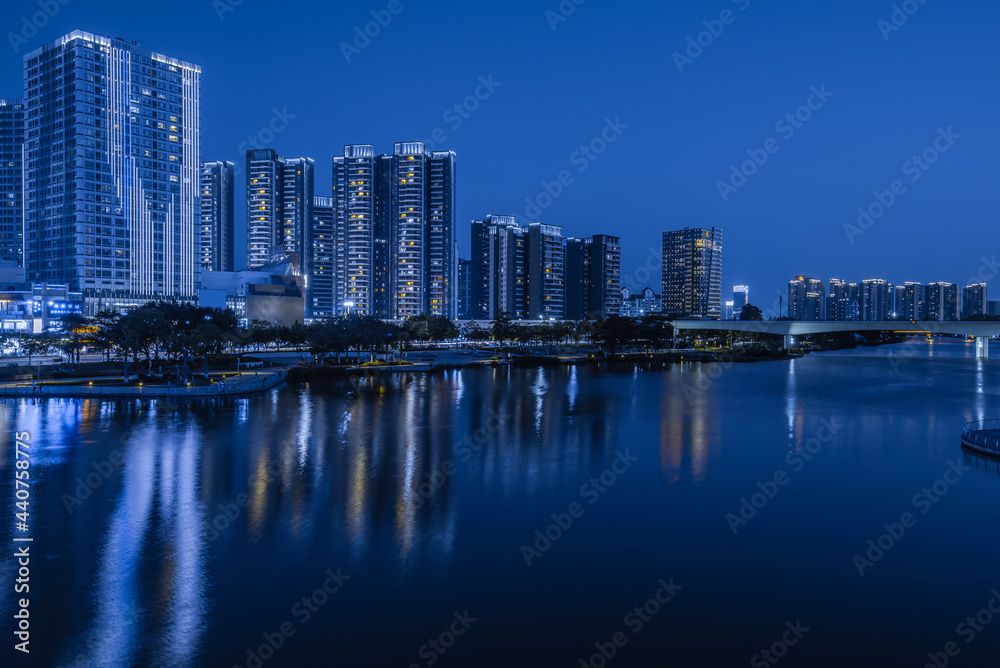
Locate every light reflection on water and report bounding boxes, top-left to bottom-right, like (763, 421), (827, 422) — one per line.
(1, 339), (999, 666)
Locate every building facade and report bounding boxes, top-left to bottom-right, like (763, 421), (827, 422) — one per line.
(470, 215), (526, 320)
(311, 196), (334, 319)
(526, 223), (565, 320)
(457, 258), (472, 320)
(0, 99), (24, 267)
(566, 234), (621, 320)
(788, 276), (825, 321)
(661, 227), (722, 319)
(861, 279), (892, 321)
(23, 31), (201, 314)
(199, 161), (235, 273)
(963, 283), (986, 319)
(620, 286), (660, 318)
(330, 143), (456, 319)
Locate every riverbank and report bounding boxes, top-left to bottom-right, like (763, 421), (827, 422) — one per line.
(0, 368), (288, 399)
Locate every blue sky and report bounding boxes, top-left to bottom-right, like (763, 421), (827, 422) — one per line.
(2, 0), (997, 304)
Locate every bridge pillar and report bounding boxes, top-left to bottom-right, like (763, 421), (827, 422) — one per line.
(976, 336), (989, 359)
(783, 334), (795, 351)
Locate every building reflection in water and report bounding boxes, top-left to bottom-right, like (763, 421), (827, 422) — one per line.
(660, 363), (715, 483)
(11, 367), (628, 664)
(66, 418), (206, 668)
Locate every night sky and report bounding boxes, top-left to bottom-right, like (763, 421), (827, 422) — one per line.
(2, 0), (997, 306)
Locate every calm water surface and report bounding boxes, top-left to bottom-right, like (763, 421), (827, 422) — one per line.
(2, 339), (999, 667)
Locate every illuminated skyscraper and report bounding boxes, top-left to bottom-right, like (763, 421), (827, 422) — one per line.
(788, 276), (825, 321)
(963, 283), (986, 320)
(470, 215), (526, 320)
(331, 143), (456, 319)
(861, 279), (892, 321)
(527, 223), (565, 320)
(0, 99), (24, 267)
(199, 161), (235, 273)
(23, 31), (200, 312)
(661, 227), (722, 319)
(311, 196), (334, 318)
(246, 150), (313, 271)
(566, 234), (621, 320)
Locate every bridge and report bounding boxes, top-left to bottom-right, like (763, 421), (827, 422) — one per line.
(669, 320), (1000, 358)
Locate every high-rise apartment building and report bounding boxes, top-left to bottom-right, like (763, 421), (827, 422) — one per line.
(470, 215), (526, 320)
(861, 279), (892, 321)
(281, 158), (314, 271)
(788, 276), (825, 321)
(427, 148), (457, 319)
(23, 31), (200, 312)
(246, 150), (313, 271)
(926, 282), (959, 321)
(0, 99), (24, 267)
(527, 223), (565, 320)
(311, 196), (334, 319)
(661, 227), (722, 319)
(566, 234), (621, 320)
(457, 258), (472, 320)
(330, 143), (456, 319)
(199, 161), (235, 273)
(963, 283), (986, 320)
(733, 285), (749, 311)
(901, 282), (925, 320)
(246, 149), (283, 270)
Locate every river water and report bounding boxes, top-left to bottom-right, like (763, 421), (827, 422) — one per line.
(1, 339), (999, 667)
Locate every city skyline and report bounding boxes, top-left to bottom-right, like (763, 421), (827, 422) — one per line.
(1, 1), (994, 305)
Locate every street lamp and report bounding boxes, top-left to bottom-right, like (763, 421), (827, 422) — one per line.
(344, 301), (355, 316)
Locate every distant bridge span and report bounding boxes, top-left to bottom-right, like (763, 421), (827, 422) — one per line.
(669, 320), (1000, 358)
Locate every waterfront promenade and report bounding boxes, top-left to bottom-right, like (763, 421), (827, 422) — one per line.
(0, 368), (288, 399)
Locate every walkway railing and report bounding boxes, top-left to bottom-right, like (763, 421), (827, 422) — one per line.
(961, 420), (1000, 456)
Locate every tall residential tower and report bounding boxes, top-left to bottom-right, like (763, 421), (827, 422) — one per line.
(199, 161), (235, 273)
(23, 31), (201, 312)
(0, 99), (24, 267)
(661, 227), (722, 319)
(330, 143), (456, 319)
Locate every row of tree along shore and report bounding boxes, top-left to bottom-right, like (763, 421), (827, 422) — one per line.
(0, 303), (914, 386)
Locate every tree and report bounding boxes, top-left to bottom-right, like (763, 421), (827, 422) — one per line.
(740, 304), (764, 321)
(491, 313), (517, 344)
(21, 334), (53, 365)
(58, 313), (93, 364)
(593, 317), (637, 354)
